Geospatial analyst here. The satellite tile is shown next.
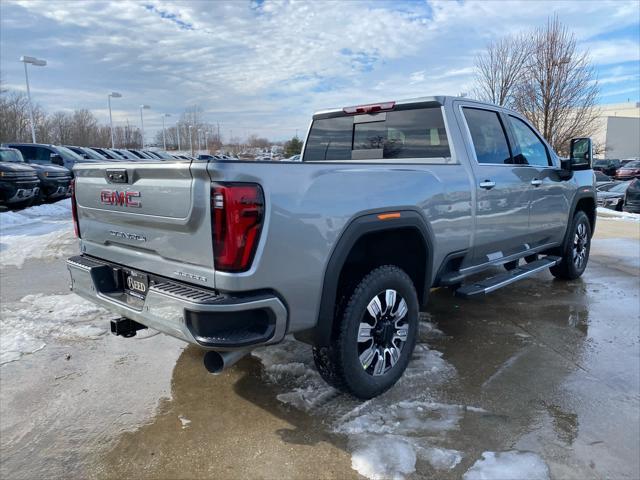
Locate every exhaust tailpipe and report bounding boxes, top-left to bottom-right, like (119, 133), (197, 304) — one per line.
(203, 349), (251, 374)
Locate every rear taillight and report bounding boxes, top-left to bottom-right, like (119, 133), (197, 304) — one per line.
(71, 178), (80, 238)
(211, 183), (264, 272)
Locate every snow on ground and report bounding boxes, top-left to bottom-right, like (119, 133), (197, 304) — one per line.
(252, 314), (485, 479)
(0, 293), (112, 365)
(596, 207), (640, 222)
(0, 199), (75, 268)
(463, 451), (550, 480)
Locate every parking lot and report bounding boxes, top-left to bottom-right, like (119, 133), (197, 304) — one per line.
(0, 203), (638, 480)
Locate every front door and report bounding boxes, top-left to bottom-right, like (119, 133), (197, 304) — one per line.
(456, 104), (531, 266)
(505, 114), (571, 248)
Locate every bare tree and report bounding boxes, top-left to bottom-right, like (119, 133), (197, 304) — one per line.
(473, 34), (531, 106)
(512, 16), (600, 154)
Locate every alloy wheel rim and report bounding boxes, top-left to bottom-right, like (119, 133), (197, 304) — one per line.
(573, 221), (589, 270)
(357, 289), (409, 376)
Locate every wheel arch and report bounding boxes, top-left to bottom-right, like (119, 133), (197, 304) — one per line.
(300, 209), (434, 347)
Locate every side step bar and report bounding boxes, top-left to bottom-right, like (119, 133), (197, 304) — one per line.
(455, 256), (561, 298)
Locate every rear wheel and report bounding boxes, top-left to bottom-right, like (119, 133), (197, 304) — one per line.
(313, 265), (419, 399)
(550, 210), (591, 280)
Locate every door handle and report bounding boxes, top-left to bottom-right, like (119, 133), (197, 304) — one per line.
(531, 179), (543, 187)
(479, 180), (496, 190)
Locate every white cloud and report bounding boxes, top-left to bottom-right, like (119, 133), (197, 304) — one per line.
(1, 0), (638, 140)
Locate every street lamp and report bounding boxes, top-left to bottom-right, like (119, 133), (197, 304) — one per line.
(204, 130), (209, 153)
(197, 129), (202, 153)
(19, 55), (47, 143)
(189, 125), (194, 157)
(161, 113), (171, 150)
(139, 104), (150, 148)
(107, 92), (122, 148)
(176, 122), (181, 151)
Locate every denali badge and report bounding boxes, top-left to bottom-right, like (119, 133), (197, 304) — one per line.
(100, 189), (141, 207)
(109, 230), (147, 242)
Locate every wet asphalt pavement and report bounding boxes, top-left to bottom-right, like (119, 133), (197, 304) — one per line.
(1, 218), (639, 479)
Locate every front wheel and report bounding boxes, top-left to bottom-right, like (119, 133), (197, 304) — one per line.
(313, 265), (419, 399)
(550, 210), (592, 280)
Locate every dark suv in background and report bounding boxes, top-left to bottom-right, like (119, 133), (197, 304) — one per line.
(4, 143), (96, 171)
(0, 147), (40, 209)
(2, 144), (73, 202)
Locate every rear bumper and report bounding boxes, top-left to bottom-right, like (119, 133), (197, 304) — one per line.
(67, 255), (288, 350)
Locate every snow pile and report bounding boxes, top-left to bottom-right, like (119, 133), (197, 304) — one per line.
(596, 207), (640, 222)
(463, 451), (550, 480)
(253, 315), (474, 479)
(0, 199), (75, 268)
(0, 293), (111, 365)
(0, 199), (72, 228)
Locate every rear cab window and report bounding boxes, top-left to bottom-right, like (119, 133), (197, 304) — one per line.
(303, 106), (451, 162)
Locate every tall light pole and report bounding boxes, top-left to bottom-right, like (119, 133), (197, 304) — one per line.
(139, 104), (150, 148)
(161, 113), (171, 150)
(19, 56), (47, 143)
(107, 92), (122, 148)
(176, 122), (181, 151)
(197, 129), (202, 153)
(204, 130), (209, 153)
(189, 125), (194, 157)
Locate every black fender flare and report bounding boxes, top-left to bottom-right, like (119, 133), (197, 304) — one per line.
(305, 209), (434, 347)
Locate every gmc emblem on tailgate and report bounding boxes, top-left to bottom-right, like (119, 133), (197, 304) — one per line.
(100, 190), (141, 208)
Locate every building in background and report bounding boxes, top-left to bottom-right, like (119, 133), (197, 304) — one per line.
(593, 101), (640, 160)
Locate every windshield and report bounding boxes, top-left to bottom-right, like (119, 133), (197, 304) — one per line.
(600, 181), (631, 193)
(304, 107), (450, 161)
(56, 146), (84, 160)
(0, 149), (24, 163)
(623, 161), (640, 168)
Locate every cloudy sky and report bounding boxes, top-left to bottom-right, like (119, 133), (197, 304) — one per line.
(1, 0), (639, 141)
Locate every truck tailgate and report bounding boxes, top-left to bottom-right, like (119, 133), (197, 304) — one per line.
(74, 161), (216, 287)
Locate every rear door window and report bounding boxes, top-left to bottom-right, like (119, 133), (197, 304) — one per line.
(462, 108), (512, 165)
(304, 107), (450, 161)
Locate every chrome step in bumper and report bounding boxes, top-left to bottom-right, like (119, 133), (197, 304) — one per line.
(67, 255), (288, 350)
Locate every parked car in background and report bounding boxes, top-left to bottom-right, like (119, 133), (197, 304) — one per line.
(597, 180), (631, 211)
(615, 160), (640, 180)
(594, 170), (612, 186)
(90, 147), (125, 160)
(125, 149), (155, 160)
(286, 154), (301, 161)
(65, 145), (108, 161)
(4, 143), (94, 171)
(623, 179), (640, 213)
(592, 159), (621, 177)
(111, 149), (141, 160)
(171, 154), (194, 160)
(0, 147), (40, 209)
(144, 150), (175, 160)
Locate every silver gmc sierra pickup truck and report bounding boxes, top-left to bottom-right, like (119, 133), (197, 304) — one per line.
(67, 96), (596, 398)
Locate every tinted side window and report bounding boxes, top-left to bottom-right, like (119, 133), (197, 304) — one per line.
(462, 108), (512, 165)
(509, 116), (550, 166)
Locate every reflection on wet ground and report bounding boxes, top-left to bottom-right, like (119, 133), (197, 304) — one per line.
(1, 220), (638, 479)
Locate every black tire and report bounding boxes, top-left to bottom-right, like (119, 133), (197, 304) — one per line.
(312, 265), (419, 399)
(550, 210), (592, 280)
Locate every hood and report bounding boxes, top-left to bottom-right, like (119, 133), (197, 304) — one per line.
(0, 161), (37, 173)
(597, 191), (624, 199)
(28, 163), (72, 175)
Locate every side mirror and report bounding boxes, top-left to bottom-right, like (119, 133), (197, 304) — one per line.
(50, 153), (64, 166)
(569, 137), (592, 171)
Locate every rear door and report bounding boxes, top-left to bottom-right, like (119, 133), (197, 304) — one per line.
(75, 160), (216, 287)
(455, 104), (531, 265)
